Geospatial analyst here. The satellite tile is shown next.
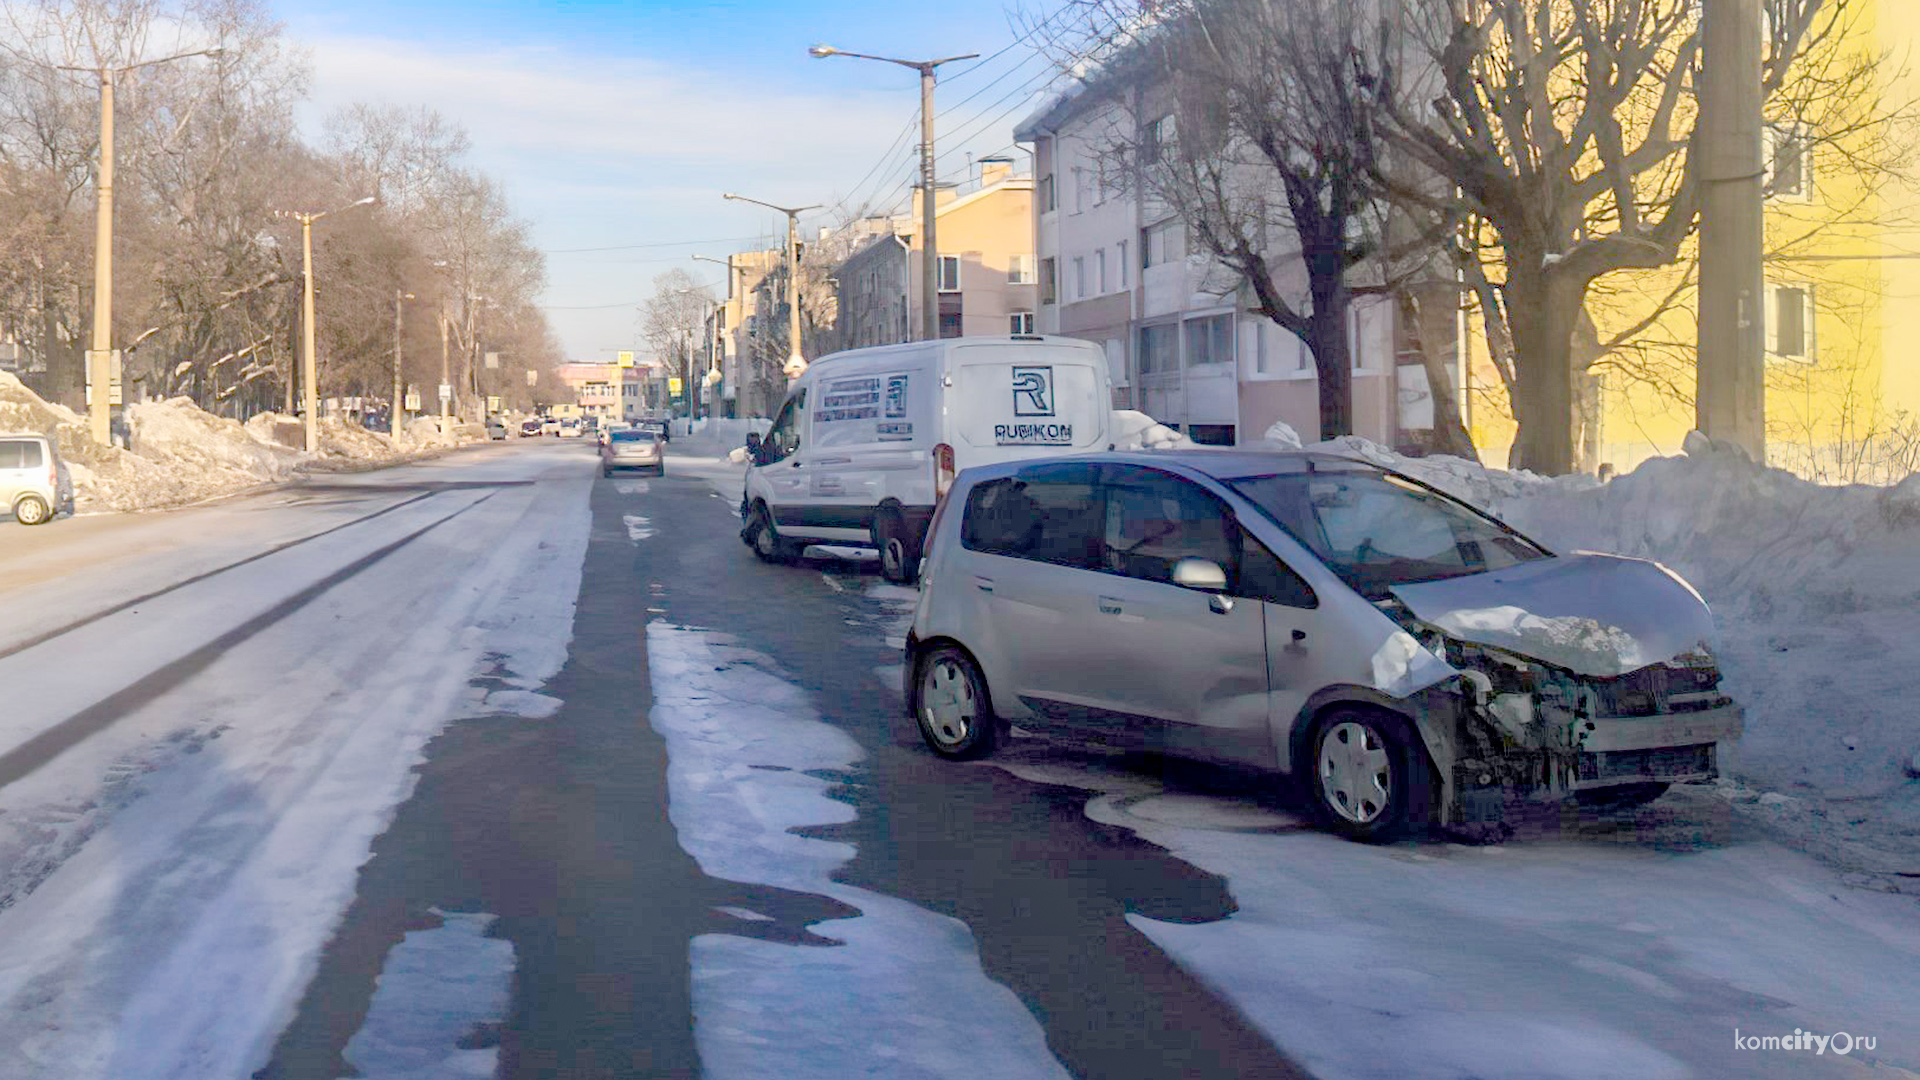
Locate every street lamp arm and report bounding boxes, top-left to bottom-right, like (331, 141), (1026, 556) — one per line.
(119, 45), (225, 73)
(808, 46), (979, 72)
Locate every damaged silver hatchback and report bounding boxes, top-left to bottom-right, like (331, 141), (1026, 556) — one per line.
(904, 451), (1743, 841)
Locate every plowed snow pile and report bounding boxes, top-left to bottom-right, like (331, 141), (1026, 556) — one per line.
(1298, 431), (1920, 881)
(1, 374), (475, 513)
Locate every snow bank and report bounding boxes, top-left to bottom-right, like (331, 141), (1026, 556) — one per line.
(1111, 410), (1198, 450)
(1, 373), (473, 514)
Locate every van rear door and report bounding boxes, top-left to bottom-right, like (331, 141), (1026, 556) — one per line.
(948, 340), (1110, 470)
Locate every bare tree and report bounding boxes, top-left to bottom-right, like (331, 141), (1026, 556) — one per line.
(640, 268), (710, 414)
(1372, 0), (1849, 473)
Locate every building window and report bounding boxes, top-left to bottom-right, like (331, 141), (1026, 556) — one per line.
(938, 255), (961, 292)
(1040, 257), (1057, 305)
(1142, 219), (1182, 268)
(1117, 240), (1130, 289)
(1138, 322), (1178, 375)
(1347, 296), (1389, 372)
(939, 311), (963, 339)
(1768, 283), (1815, 360)
(1039, 173), (1056, 213)
(1096, 249), (1108, 294)
(1187, 424), (1235, 446)
(1073, 256), (1086, 300)
(1143, 114), (1177, 164)
(1768, 125), (1810, 200)
(1010, 311), (1035, 335)
(1183, 313), (1233, 368)
(1008, 254), (1034, 284)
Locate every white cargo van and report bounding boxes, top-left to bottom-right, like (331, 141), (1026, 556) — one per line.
(740, 335), (1113, 583)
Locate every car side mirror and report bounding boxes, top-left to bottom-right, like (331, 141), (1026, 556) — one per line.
(1171, 557), (1228, 592)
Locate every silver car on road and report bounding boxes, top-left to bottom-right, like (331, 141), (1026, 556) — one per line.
(903, 451), (1743, 840)
(1, 434), (74, 526)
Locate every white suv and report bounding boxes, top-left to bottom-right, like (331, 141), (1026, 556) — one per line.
(1, 434), (74, 526)
(904, 451), (1743, 840)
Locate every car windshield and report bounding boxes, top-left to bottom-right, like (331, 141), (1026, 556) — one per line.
(610, 431), (650, 442)
(1226, 471), (1548, 599)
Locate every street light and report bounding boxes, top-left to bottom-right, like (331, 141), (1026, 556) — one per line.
(60, 45), (225, 446)
(809, 43), (976, 343)
(277, 196), (376, 452)
(722, 193), (821, 379)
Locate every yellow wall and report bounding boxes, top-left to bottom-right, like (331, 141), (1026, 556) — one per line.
(1461, 0), (1915, 482)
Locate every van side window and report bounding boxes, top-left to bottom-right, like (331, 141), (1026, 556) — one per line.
(1101, 466), (1235, 585)
(0, 440), (36, 469)
(762, 390), (806, 463)
(961, 464), (1103, 569)
(1237, 528), (1317, 608)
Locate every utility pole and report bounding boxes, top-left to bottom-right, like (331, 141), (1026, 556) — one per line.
(392, 290), (413, 438)
(809, 44), (977, 342)
(439, 307), (452, 421)
(62, 46), (224, 447)
(722, 194), (821, 380)
(1697, 0), (1767, 459)
(280, 197), (375, 453)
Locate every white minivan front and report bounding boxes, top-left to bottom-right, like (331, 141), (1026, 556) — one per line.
(740, 336), (1111, 583)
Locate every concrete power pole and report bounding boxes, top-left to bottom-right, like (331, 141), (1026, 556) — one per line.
(1697, 0), (1767, 459)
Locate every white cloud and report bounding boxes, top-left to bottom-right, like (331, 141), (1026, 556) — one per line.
(297, 32), (1029, 360)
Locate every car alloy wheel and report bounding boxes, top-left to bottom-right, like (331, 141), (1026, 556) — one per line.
(914, 647), (999, 759)
(1318, 721), (1391, 825)
(13, 494), (51, 526)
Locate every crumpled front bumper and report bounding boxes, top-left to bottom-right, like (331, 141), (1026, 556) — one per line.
(1439, 697), (1745, 824)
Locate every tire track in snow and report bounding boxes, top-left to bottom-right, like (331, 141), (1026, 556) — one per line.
(0, 494), (492, 790)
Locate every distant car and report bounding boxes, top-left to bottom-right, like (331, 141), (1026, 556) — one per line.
(903, 450), (1743, 842)
(636, 419), (671, 443)
(485, 419), (508, 440)
(542, 417), (562, 437)
(1, 434), (74, 526)
(601, 429), (664, 476)
(521, 418), (544, 437)
(560, 418), (583, 438)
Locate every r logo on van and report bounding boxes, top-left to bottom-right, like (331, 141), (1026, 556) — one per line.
(1012, 366), (1054, 417)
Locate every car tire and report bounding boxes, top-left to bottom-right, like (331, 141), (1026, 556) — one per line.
(912, 645), (1000, 760)
(874, 507), (922, 586)
(747, 504), (801, 565)
(13, 494), (51, 526)
(1307, 708), (1434, 842)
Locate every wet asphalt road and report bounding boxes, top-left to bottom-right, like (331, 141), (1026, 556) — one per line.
(259, 445), (1310, 1080)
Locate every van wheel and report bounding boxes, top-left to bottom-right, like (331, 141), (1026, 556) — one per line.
(747, 504), (801, 565)
(13, 494), (51, 526)
(1308, 708), (1434, 842)
(913, 646), (1000, 759)
(875, 508), (921, 585)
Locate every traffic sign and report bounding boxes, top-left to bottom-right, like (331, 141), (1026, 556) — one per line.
(437, 383), (452, 401)
(618, 351), (635, 368)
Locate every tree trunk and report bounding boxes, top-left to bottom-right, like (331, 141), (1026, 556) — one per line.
(1506, 272), (1581, 474)
(1399, 288), (1479, 461)
(1307, 268), (1353, 440)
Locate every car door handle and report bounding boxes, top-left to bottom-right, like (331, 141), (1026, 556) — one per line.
(974, 577), (994, 593)
(789, 460), (803, 468)
(1098, 597), (1123, 615)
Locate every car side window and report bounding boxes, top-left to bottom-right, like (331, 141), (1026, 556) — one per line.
(1237, 527), (1317, 608)
(0, 441), (22, 469)
(761, 390), (806, 463)
(960, 464), (1103, 569)
(1100, 466), (1235, 586)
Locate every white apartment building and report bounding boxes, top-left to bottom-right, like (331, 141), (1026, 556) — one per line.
(1016, 76), (1441, 448)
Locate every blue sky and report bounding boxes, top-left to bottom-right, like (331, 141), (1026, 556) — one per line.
(278, 0), (1069, 359)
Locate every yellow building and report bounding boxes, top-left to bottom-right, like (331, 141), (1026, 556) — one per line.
(1464, 1), (1917, 483)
